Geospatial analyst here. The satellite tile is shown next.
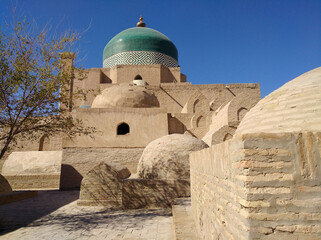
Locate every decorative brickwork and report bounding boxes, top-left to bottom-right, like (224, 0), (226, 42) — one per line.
(103, 51), (178, 68)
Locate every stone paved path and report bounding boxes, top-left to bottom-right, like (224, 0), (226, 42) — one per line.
(172, 198), (198, 240)
(0, 191), (173, 240)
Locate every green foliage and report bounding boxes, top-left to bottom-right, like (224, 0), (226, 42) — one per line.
(0, 18), (92, 159)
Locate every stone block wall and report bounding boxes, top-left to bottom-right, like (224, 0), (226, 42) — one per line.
(190, 132), (321, 240)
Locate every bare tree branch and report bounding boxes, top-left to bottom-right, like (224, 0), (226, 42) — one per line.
(0, 17), (93, 159)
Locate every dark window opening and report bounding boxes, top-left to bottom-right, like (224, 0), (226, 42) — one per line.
(134, 75), (142, 80)
(117, 123), (130, 135)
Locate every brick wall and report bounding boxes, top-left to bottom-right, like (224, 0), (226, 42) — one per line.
(190, 132), (321, 239)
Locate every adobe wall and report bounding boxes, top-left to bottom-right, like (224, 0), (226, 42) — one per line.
(190, 132), (321, 240)
(60, 147), (144, 189)
(151, 83), (260, 113)
(1, 134), (62, 154)
(64, 108), (168, 148)
(112, 65), (163, 85)
(202, 91), (257, 145)
(72, 65), (261, 112)
(72, 65), (187, 107)
(81, 65), (185, 85)
(1, 151), (62, 190)
(0, 134), (63, 172)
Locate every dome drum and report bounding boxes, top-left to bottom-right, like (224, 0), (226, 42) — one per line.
(103, 51), (178, 68)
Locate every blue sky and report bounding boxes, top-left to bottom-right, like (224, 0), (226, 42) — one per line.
(1, 0), (320, 97)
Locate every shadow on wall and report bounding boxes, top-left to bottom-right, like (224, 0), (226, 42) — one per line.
(60, 164), (83, 190)
(78, 162), (125, 208)
(0, 191), (79, 235)
(122, 178), (190, 209)
(0, 174), (12, 194)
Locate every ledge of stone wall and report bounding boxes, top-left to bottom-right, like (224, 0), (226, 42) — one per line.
(4, 175), (60, 191)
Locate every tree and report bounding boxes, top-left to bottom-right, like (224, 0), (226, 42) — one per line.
(0, 19), (91, 159)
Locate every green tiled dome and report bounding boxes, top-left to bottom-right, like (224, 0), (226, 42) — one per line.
(103, 27), (178, 67)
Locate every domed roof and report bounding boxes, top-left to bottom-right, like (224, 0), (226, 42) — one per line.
(137, 134), (208, 180)
(103, 20), (178, 68)
(91, 83), (160, 108)
(235, 67), (321, 136)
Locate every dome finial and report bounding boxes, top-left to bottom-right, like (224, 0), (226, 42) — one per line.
(136, 15), (146, 27)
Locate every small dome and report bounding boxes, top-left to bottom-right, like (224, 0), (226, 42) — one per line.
(137, 134), (208, 180)
(91, 83), (160, 108)
(103, 26), (178, 68)
(235, 67), (321, 136)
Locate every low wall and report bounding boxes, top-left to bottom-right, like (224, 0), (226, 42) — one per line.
(122, 179), (190, 209)
(78, 162), (190, 209)
(190, 132), (321, 240)
(78, 162), (130, 207)
(1, 151), (62, 190)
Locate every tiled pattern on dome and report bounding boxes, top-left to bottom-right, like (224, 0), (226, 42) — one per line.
(103, 51), (178, 68)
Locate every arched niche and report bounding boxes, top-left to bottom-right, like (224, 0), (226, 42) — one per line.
(181, 90), (210, 114)
(237, 107), (248, 121)
(223, 133), (233, 141)
(134, 75), (142, 80)
(196, 115), (206, 128)
(193, 99), (200, 113)
(39, 135), (49, 151)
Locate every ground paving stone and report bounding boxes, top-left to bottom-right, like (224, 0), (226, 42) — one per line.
(172, 198), (199, 240)
(0, 191), (174, 240)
